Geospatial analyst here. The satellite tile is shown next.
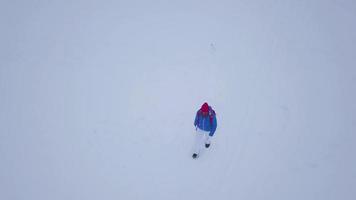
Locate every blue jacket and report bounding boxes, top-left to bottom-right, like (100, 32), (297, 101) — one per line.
(194, 108), (217, 136)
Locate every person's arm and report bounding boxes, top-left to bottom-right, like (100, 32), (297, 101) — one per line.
(194, 111), (199, 127)
(209, 116), (217, 136)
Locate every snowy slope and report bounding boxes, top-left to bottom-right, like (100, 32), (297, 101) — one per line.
(1, 0), (356, 200)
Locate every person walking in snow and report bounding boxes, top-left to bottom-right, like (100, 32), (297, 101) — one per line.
(192, 102), (217, 159)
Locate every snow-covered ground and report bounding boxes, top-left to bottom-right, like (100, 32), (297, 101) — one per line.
(1, 1), (356, 199)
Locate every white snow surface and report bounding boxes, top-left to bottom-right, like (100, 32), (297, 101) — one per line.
(1, 0), (356, 200)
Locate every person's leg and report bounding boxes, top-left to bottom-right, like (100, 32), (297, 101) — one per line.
(204, 133), (211, 148)
(205, 133), (211, 144)
(193, 129), (205, 155)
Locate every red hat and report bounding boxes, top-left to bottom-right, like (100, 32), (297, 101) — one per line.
(201, 102), (209, 113)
